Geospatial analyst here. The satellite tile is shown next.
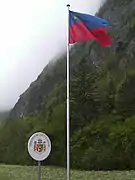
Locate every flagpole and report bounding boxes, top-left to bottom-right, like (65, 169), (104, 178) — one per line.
(66, 4), (70, 180)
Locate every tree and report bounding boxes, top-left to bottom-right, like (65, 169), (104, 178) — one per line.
(70, 57), (100, 132)
(115, 72), (135, 117)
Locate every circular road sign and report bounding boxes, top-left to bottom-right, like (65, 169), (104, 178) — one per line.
(28, 132), (51, 161)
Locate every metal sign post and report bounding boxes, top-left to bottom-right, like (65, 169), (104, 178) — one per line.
(38, 161), (41, 180)
(28, 132), (51, 180)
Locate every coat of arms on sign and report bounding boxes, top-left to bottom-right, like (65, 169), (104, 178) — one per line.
(34, 139), (46, 153)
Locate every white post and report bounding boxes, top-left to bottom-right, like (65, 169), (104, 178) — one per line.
(66, 4), (70, 180)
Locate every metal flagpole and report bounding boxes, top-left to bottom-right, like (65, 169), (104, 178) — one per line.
(66, 4), (70, 180)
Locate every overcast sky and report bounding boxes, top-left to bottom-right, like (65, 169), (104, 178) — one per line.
(0, 0), (105, 111)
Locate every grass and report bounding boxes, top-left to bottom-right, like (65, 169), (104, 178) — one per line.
(0, 165), (135, 179)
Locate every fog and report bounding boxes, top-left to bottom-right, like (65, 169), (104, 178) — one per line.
(0, 0), (105, 110)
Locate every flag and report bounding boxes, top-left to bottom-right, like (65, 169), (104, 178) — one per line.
(69, 10), (112, 47)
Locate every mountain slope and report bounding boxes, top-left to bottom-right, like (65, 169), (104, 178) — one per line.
(9, 44), (88, 118)
(10, 0), (135, 118)
(0, 111), (9, 120)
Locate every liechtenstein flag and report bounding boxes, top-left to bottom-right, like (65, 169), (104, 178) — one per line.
(69, 10), (112, 47)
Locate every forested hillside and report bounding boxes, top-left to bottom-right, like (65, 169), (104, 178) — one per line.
(1, 0), (135, 170)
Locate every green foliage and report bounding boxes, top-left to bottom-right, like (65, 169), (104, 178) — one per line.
(70, 58), (100, 131)
(71, 116), (135, 170)
(115, 72), (135, 117)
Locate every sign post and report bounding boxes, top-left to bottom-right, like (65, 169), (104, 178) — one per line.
(38, 161), (41, 180)
(28, 132), (51, 180)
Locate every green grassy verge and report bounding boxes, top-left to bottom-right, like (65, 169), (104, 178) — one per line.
(0, 165), (135, 180)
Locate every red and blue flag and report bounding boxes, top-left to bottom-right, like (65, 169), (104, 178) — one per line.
(69, 10), (112, 47)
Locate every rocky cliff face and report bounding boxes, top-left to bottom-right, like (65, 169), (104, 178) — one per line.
(10, 0), (135, 118)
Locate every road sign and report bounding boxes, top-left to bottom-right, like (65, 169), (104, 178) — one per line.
(28, 132), (51, 161)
